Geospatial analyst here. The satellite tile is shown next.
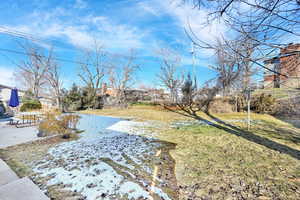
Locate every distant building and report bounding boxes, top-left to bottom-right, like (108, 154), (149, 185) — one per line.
(147, 89), (167, 102)
(264, 43), (300, 88)
(0, 84), (58, 112)
(100, 83), (167, 103)
(38, 96), (57, 110)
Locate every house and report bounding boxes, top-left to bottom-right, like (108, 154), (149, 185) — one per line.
(147, 89), (167, 102)
(38, 96), (57, 110)
(264, 43), (300, 88)
(101, 83), (167, 103)
(0, 84), (58, 112)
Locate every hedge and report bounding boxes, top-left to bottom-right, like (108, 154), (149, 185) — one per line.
(20, 100), (42, 111)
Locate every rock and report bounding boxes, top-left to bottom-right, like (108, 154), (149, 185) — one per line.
(101, 193), (106, 198)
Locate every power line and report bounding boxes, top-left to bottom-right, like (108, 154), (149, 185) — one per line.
(0, 26), (163, 63)
(0, 47), (93, 66)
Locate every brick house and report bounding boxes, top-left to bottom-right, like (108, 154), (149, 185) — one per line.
(264, 43), (300, 88)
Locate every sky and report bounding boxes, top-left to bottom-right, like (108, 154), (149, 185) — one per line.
(0, 0), (225, 89)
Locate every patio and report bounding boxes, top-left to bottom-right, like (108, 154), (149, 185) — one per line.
(0, 119), (39, 149)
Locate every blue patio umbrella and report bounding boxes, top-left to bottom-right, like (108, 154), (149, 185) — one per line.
(9, 88), (20, 107)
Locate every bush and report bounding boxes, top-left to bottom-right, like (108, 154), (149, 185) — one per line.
(274, 97), (300, 116)
(20, 100), (42, 112)
(209, 98), (235, 113)
(38, 113), (80, 138)
(130, 101), (160, 106)
(251, 93), (276, 113)
(230, 95), (247, 112)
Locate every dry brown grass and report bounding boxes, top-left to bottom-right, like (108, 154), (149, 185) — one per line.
(82, 105), (300, 199)
(80, 105), (190, 122)
(2, 105), (300, 199)
(0, 136), (67, 177)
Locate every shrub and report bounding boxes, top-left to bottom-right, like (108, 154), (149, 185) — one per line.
(209, 98), (235, 113)
(251, 93), (276, 113)
(38, 113), (80, 138)
(130, 101), (160, 106)
(20, 100), (42, 112)
(274, 97), (300, 116)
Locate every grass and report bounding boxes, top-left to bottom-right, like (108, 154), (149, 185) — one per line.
(80, 105), (190, 122)
(160, 125), (300, 199)
(253, 88), (300, 99)
(82, 105), (300, 199)
(1, 105), (300, 199)
(0, 136), (76, 178)
(81, 105), (287, 125)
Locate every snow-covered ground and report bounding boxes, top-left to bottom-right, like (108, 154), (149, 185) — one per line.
(32, 114), (172, 200)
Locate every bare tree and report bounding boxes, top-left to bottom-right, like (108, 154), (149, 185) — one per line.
(17, 43), (53, 99)
(184, 0), (300, 76)
(186, 0), (300, 42)
(156, 48), (183, 103)
(45, 60), (63, 110)
(108, 50), (139, 106)
(174, 39), (243, 114)
(212, 40), (244, 93)
(77, 40), (105, 108)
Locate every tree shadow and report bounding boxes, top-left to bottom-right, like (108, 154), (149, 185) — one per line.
(255, 122), (300, 145)
(166, 108), (300, 160)
(276, 117), (300, 129)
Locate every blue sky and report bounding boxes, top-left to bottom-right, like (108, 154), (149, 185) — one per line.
(0, 0), (223, 89)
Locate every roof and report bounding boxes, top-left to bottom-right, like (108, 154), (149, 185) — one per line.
(0, 84), (13, 89)
(0, 84), (25, 92)
(264, 51), (300, 64)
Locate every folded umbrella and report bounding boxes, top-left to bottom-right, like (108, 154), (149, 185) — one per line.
(9, 88), (20, 107)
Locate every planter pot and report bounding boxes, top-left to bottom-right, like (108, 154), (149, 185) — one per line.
(37, 130), (46, 137)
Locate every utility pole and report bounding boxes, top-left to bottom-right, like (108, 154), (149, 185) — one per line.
(190, 42), (198, 89)
(190, 42), (196, 79)
(245, 87), (251, 130)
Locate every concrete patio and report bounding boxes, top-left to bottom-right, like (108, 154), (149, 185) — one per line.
(0, 120), (49, 200)
(0, 159), (19, 186)
(0, 120), (39, 149)
(0, 159), (49, 200)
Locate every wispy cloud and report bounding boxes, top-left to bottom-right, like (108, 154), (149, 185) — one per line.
(0, 66), (15, 87)
(143, 0), (227, 57)
(137, 1), (161, 17)
(82, 15), (148, 49)
(2, 6), (151, 51)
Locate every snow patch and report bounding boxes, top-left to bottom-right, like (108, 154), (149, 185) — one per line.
(32, 114), (171, 200)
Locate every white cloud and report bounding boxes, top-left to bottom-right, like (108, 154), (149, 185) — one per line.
(137, 2), (161, 16)
(82, 15), (148, 49)
(164, 1), (226, 41)
(147, 0), (227, 50)
(2, 7), (149, 51)
(0, 67), (15, 87)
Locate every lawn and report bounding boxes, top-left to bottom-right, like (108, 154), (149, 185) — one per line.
(82, 105), (300, 199)
(1, 105), (300, 199)
(253, 88), (300, 100)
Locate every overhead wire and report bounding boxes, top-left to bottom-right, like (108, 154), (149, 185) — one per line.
(0, 26), (163, 64)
